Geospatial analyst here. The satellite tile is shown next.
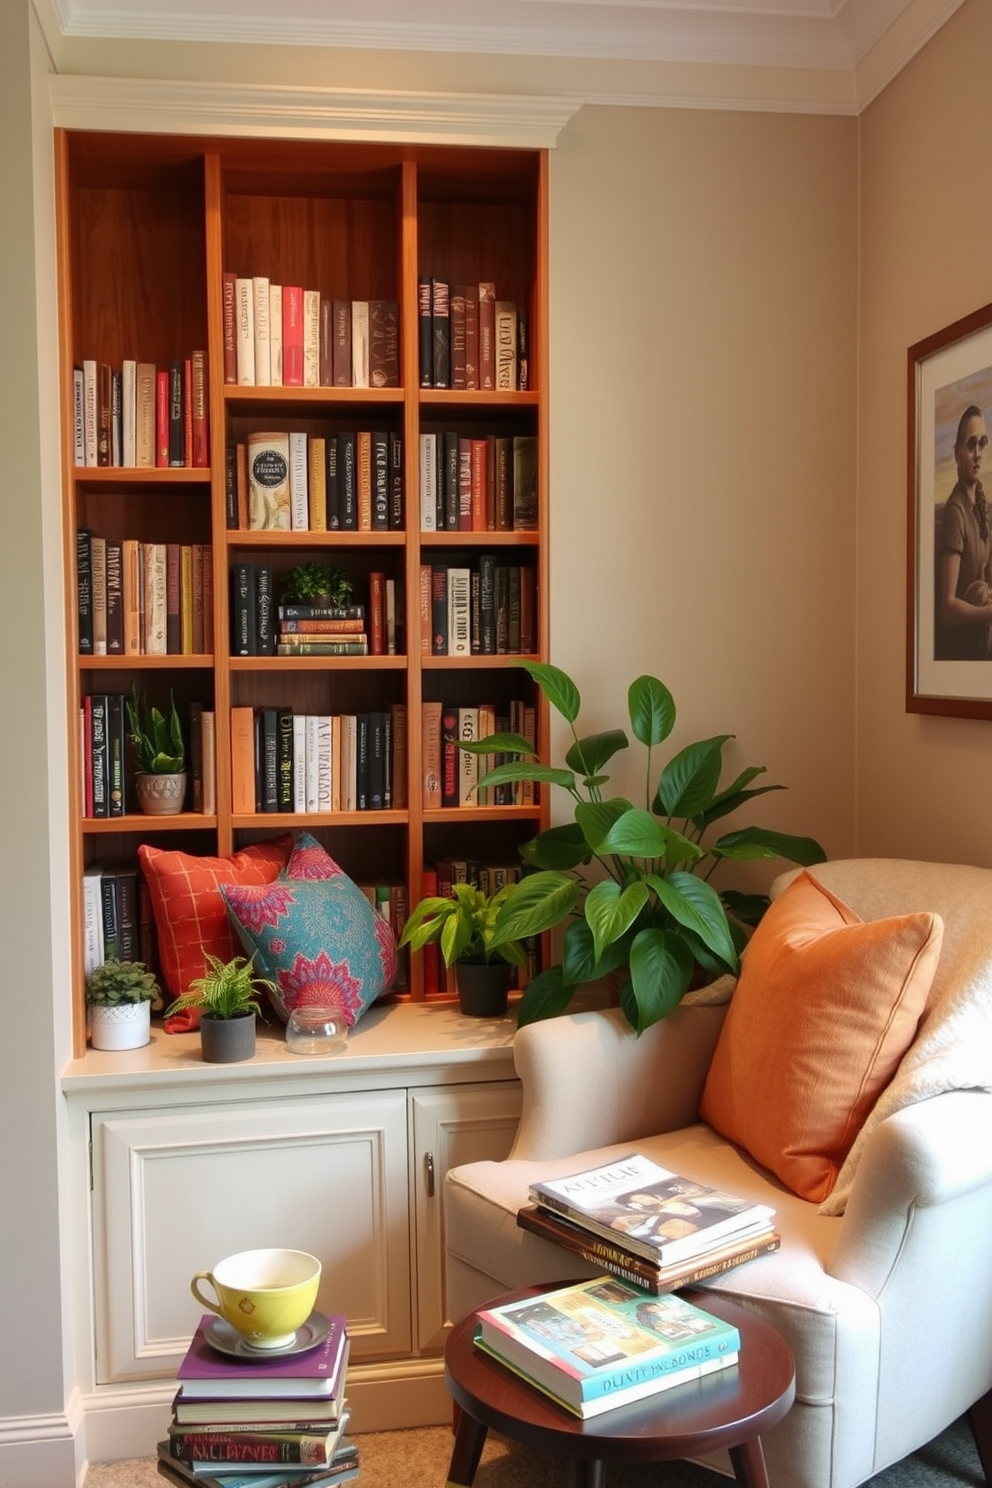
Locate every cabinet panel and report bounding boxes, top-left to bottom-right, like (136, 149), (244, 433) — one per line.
(411, 1081), (522, 1351)
(91, 1090), (410, 1383)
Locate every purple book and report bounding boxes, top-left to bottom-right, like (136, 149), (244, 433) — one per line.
(177, 1315), (348, 1398)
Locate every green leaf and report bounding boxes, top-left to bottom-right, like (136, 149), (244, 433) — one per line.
(398, 896), (456, 950)
(516, 966), (577, 1026)
(519, 661), (580, 724)
(623, 929), (694, 1032)
(560, 920), (630, 984)
(720, 888), (772, 928)
(584, 879), (649, 963)
(691, 767), (780, 827)
(599, 808), (702, 862)
(628, 675), (676, 748)
(713, 826), (827, 865)
(656, 735), (731, 817)
(574, 798), (633, 853)
(520, 825), (591, 871)
(647, 870), (738, 968)
(458, 730), (533, 757)
(565, 729), (628, 779)
(477, 761), (576, 791)
(490, 871), (580, 945)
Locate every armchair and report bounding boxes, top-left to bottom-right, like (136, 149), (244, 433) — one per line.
(444, 859), (992, 1488)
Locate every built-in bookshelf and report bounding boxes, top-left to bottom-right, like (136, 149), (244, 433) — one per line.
(57, 131), (549, 1056)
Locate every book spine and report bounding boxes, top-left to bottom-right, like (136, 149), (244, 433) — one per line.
(332, 299), (352, 388)
(389, 430), (404, 530)
(155, 370), (170, 467)
(97, 361), (112, 466)
(76, 529), (93, 655)
(303, 289), (320, 388)
(478, 281), (496, 390)
(255, 565), (275, 657)
(422, 701), (442, 809)
(222, 271), (237, 382)
(168, 360), (184, 465)
(73, 366), (85, 465)
(235, 277), (255, 384)
(289, 431), (309, 531)
(282, 286), (304, 387)
(135, 362), (156, 466)
(167, 1432), (333, 1466)
(351, 300), (370, 389)
(369, 300), (400, 388)
(319, 296), (334, 386)
(105, 541), (124, 656)
(417, 276), (432, 388)
(372, 430), (389, 530)
(191, 349), (209, 467)
(431, 279), (450, 388)
(268, 283), (283, 385)
(495, 300), (518, 390)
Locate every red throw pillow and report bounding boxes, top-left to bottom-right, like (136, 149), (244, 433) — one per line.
(138, 836), (293, 1030)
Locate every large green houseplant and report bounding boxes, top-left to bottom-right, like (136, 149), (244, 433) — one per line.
(467, 663), (826, 1035)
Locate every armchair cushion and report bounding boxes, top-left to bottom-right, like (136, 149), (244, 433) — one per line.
(699, 870), (942, 1204)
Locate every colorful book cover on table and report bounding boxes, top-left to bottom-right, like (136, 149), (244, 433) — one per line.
(176, 1314), (347, 1397)
(476, 1275), (740, 1413)
(156, 1435), (358, 1488)
(528, 1152), (775, 1267)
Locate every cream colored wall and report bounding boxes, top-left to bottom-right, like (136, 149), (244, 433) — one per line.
(548, 105), (858, 877)
(857, 0), (992, 863)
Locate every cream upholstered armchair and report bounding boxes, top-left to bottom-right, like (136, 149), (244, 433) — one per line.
(444, 859), (992, 1488)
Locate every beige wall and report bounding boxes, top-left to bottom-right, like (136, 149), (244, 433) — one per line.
(858, 0), (992, 863)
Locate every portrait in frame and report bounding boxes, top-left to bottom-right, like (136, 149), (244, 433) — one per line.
(907, 301), (992, 718)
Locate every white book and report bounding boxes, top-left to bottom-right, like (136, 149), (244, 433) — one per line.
(142, 541), (167, 655)
(419, 432), (437, 533)
(73, 367), (85, 465)
(252, 276), (271, 386)
(83, 358), (98, 466)
(316, 714), (333, 812)
(235, 277), (255, 384)
(90, 535), (107, 657)
(351, 300), (369, 388)
(289, 431), (309, 531)
(201, 711), (216, 816)
(82, 865), (104, 976)
(447, 567), (471, 657)
(458, 706), (479, 805)
(292, 715), (307, 813)
(268, 283), (283, 386)
(121, 359), (136, 467)
(304, 714), (321, 814)
(303, 289), (321, 388)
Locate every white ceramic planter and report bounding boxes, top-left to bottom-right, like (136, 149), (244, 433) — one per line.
(88, 1000), (151, 1051)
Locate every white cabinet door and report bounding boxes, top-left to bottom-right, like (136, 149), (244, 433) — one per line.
(91, 1090), (410, 1383)
(411, 1081), (522, 1352)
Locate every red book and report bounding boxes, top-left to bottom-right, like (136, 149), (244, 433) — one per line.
(282, 286), (304, 387)
(368, 571), (385, 656)
(222, 271), (237, 383)
(155, 370), (169, 466)
(183, 357), (193, 468)
(471, 438), (488, 530)
(441, 707), (459, 807)
(191, 349), (209, 467)
(176, 1313), (348, 1399)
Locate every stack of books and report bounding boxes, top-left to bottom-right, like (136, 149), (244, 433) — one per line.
(157, 1312), (357, 1488)
(519, 1152), (779, 1294)
(475, 1275), (742, 1418)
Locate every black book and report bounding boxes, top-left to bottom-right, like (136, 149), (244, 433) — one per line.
(277, 709), (294, 812)
(326, 434), (340, 531)
(100, 869), (120, 961)
(107, 693), (127, 817)
(389, 430), (404, 529)
(105, 540), (124, 656)
(368, 711), (387, 810)
(369, 300), (400, 389)
(338, 432), (357, 530)
(442, 431), (460, 531)
(255, 564), (275, 656)
(507, 565), (522, 653)
(261, 709), (279, 812)
(418, 276), (432, 387)
(89, 693), (109, 818)
(168, 360), (184, 467)
(189, 700), (204, 812)
(356, 713), (371, 810)
(431, 565), (448, 656)
(113, 863), (140, 962)
(470, 567), (481, 656)
(431, 278), (450, 389)
(372, 430), (390, 531)
(224, 439), (238, 529)
(478, 553), (497, 655)
(230, 561), (257, 657)
(495, 565), (510, 653)
(77, 528), (93, 655)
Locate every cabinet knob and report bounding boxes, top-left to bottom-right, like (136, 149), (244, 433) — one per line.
(425, 1150), (435, 1198)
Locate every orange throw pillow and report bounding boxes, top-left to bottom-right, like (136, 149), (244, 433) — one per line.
(699, 869), (942, 1203)
(138, 837), (293, 1028)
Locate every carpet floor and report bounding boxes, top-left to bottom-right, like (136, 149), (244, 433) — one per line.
(84, 1415), (983, 1488)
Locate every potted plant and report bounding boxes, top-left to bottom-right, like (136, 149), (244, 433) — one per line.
(279, 561), (354, 609)
(464, 663), (826, 1035)
(163, 953), (275, 1063)
(399, 881), (528, 1017)
(86, 958), (161, 1050)
(125, 685), (187, 816)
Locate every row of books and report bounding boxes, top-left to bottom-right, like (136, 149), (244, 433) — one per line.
(226, 430), (403, 534)
(422, 698), (535, 809)
(159, 1312), (357, 1488)
(223, 272), (399, 392)
(419, 559), (536, 658)
(72, 352), (209, 470)
(419, 431), (537, 534)
(230, 705), (407, 817)
(80, 694), (215, 820)
(81, 858), (156, 979)
(231, 583), (402, 660)
(417, 278), (527, 392)
(77, 532), (214, 658)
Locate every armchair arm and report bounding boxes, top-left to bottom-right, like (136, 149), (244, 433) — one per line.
(509, 1001), (728, 1161)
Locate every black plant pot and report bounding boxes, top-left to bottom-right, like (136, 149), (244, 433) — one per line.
(455, 961), (512, 1018)
(200, 1011), (256, 1063)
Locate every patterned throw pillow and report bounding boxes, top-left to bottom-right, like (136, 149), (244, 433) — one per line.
(137, 836), (294, 1031)
(221, 833), (397, 1027)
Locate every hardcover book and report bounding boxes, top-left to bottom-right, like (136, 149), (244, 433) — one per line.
(476, 1276), (741, 1418)
(176, 1314), (348, 1399)
(248, 431), (291, 531)
(528, 1153), (775, 1268)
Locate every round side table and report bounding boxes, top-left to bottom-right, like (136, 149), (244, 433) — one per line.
(443, 1285), (796, 1488)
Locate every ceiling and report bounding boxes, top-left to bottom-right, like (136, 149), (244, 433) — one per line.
(37, 0), (968, 113)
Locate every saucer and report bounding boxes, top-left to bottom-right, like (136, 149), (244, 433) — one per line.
(205, 1310), (330, 1360)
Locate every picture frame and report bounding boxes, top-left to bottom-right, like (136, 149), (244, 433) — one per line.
(907, 300), (992, 717)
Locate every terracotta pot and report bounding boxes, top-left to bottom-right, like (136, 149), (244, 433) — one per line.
(135, 771), (187, 816)
(200, 1011), (256, 1063)
(456, 961), (512, 1018)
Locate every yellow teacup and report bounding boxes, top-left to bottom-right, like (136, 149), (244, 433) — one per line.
(190, 1248), (321, 1350)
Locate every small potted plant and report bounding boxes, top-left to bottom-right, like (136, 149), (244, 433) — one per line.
(125, 685), (187, 816)
(86, 958), (161, 1050)
(279, 561), (354, 609)
(399, 881), (527, 1017)
(164, 953), (275, 1063)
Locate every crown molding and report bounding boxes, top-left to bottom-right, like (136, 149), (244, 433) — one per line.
(47, 75), (582, 148)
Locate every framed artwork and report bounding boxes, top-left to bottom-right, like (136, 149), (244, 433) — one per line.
(907, 301), (992, 717)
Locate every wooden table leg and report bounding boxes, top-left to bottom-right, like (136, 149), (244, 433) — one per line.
(729, 1436), (772, 1488)
(968, 1388), (992, 1484)
(566, 1460), (605, 1488)
(445, 1408), (489, 1488)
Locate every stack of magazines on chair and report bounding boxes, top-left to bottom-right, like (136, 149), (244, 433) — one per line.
(518, 1151), (779, 1295)
(157, 1313), (358, 1488)
(475, 1275), (742, 1418)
